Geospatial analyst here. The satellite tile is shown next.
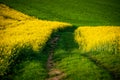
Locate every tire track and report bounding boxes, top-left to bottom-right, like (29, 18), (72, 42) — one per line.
(46, 35), (66, 80)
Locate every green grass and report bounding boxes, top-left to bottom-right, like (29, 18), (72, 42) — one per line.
(85, 50), (120, 79)
(0, 0), (120, 26)
(1, 43), (48, 80)
(0, 0), (120, 80)
(53, 29), (113, 80)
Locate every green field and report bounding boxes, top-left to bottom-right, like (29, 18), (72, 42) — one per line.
(0, 0), (120, 80)
(0, 0), (120, 26)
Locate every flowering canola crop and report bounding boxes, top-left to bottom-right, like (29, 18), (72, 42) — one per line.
(0, 4), (72, 75)
(75, 26), (120, 52)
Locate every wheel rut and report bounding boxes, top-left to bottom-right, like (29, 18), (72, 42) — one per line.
(46, 34), (66, 80)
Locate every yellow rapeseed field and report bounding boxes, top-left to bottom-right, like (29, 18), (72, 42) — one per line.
(0, 4), (72, 75)
(75, 26), (120, 52)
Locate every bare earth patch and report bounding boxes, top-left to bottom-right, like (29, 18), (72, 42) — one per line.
(46, 36), (66, 80)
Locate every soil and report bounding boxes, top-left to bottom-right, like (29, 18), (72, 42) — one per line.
(46, 35), (66, 80)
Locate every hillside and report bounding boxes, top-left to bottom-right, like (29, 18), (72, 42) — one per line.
(0, 0), (120, 26)
(0, 0), (120, 80)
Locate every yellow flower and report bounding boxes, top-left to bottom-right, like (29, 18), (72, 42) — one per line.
(0, 4), (72, 75)
(75, 26), (120, 52)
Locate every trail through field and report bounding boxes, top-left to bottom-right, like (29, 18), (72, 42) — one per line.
(1, 1), (120, 79)
(46, 35), (66, 80)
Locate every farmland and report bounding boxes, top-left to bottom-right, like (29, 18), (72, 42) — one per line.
(0, 4), (71, 79)
(0, 0), (120, 26)
(0, 0), (120, 80)
(52, 27), (120, 80)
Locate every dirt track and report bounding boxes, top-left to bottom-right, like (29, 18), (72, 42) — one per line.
(46, 35), (66, 80)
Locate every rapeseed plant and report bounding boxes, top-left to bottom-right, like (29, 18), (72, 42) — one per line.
(0, 4), (71, 75)
(75, 27), (120, 79)
(75, 26), (120, 52)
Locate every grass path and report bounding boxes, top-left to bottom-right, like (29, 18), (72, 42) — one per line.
(46, 27), (115, 80)
(1, 24), (119, 80)
(1, 26), (118, 80)
(0, 1), (120, 79)
(81, 54), (115, 79)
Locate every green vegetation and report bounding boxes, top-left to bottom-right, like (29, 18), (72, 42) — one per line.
(74, 27), (120, 79)
(53, 30), (113, 80)
(0, 0), (120, 80)
(3, 44), (48, 80)
(0, 0), (120, 26)
(0, 4), (71, 79)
